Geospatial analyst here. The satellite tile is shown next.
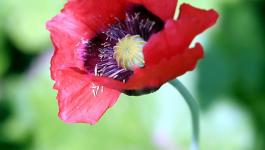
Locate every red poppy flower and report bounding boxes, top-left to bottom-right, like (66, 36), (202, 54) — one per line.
(47, 0), (218, 124)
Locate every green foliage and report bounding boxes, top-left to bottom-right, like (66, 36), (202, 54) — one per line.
(1, 0), (65, 53)
(197, 1), (265, 150)
(0, 0), (264, 150)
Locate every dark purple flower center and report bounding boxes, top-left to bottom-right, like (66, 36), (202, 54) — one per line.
(82, 5), (164, 82)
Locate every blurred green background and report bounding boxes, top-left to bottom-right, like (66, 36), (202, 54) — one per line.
(0, 0), (264, 150)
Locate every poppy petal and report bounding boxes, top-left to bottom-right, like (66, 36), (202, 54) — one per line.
(55, 68), (120, 124)
(63, 0), (127, 33)
(128, 0), (178, 21)
(47, 12), (93, 80)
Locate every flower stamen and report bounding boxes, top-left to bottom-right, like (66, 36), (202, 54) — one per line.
(114, 34), (146, 70)
(83, 5), (164, 82)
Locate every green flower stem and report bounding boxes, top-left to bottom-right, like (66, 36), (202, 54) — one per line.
(169, 79), (200, 150)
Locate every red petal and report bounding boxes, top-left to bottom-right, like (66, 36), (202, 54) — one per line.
(129, 0), (178, 21)
(63, 0), (127, 33)
(92, 4), (218, 90)
(47, 12), (92, 80)
(55, 68), (120, 124)
(143, 3), (219, 67)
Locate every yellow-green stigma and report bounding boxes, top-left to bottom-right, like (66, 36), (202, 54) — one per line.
(114, 35), (146, 70)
